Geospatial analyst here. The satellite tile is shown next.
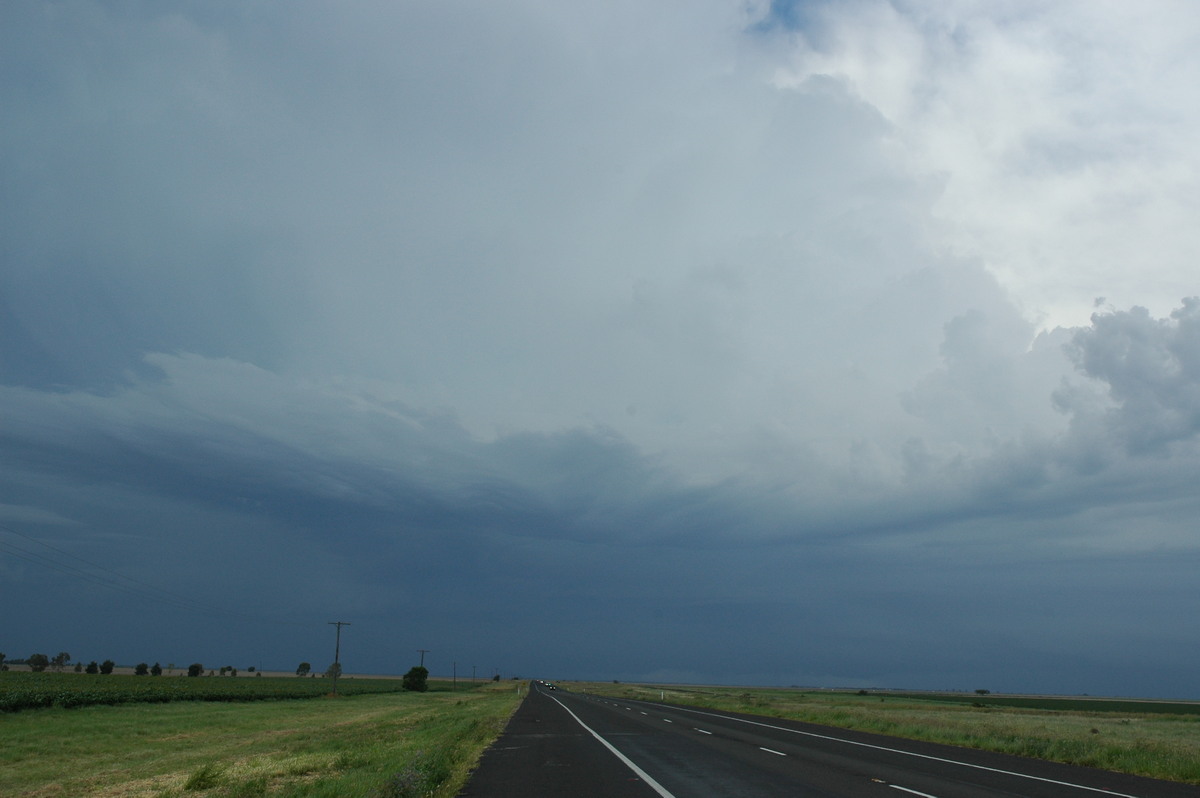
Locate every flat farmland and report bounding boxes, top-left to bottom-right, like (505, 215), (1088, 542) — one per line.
(0, 675), (523, 797)
(0, 671), (416, 712)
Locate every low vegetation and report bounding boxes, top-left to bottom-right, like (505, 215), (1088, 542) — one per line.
(572, 682), (1200, 785)
(0, 671), (414, 712)
(0, 678), (522, 797)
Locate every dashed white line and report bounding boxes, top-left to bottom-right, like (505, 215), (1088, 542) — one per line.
(890, 786), (939, 798)
(695, 728), (712, 735)
(628, 702), (1142, 798)
(760, 747), (787, 756)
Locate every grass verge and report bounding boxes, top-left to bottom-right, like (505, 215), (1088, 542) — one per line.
(570, 682), (1200, 785)
(0, 681), (523, 797)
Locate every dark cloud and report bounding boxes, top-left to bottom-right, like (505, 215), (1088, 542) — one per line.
(2, 2), (1199, 696)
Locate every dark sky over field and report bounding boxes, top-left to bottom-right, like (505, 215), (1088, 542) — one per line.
(3, 1), (1200, 696)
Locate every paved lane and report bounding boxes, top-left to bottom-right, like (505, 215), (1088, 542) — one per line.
(461, 684), (1198, 797)
(458, 685), (663, 797)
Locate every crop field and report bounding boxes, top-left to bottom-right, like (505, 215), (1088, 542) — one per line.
(0, 677), (523, 797)
(0, 671), (413, 712)
(572, 682), (1200, 785)
(885, 691), (1200, 715)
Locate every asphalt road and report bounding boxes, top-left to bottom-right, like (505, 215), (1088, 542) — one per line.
(459, 684), (1198, 797)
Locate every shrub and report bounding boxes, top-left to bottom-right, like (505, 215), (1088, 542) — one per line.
(402, 666), (429, 692)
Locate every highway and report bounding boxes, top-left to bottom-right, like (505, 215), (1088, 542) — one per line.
(459, 683), (1198, 797)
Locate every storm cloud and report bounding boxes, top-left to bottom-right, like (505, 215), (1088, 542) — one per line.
(3, 1), (1199, 696)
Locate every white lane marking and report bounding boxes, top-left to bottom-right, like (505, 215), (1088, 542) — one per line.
(629, 702), (1143, 798)
(760, 747), (787, 756)
(544, 693), (677, 798)
(663, 718), (673, 723)
(890, 787), (939, 798)
(695, 728), (712, 735)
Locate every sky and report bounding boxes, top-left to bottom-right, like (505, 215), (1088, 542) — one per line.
(2, 0), (1199, 697)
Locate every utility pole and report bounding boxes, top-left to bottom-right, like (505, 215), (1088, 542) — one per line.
(328, 621), (350, 696)
(452, 661), (457, 691)
(472, 664), (476, 684)
(417, 649), (430, 668)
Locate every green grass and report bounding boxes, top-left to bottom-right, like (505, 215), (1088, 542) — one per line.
(571, 682), (1200, 785)
(0, 680), (523, 797)
(0, 672), (418, 712)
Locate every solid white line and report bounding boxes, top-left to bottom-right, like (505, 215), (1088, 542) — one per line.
(544, 693), (677, 798)
(760, 747), (787, 756)
(628, 702), (1143, 798)
(890, 786), (939, 798)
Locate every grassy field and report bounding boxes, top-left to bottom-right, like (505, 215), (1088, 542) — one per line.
(8, 674), (1199, 794)
(0, 671), (414, 712)
(0, 679), (523, 797)
(570, 682), (1200, 785)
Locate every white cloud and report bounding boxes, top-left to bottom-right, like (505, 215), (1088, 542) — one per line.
(1060, 297), (1200, 454)
(771, 0), (1200, 328)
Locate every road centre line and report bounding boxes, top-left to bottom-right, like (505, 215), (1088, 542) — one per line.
(544, 692), (677, 798)
(631, 702), (1142, 798)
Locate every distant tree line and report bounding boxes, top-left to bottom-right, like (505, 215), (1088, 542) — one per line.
(8, 653), (261, 677)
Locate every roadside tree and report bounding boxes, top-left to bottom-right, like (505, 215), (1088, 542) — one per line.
(100, 659), (115, 675)
(187, 662), (204, 677)
(296, 662), (311, 677)
(402, 665), (429, 692)
(51, 652), (71, 671)
(27, 653), (49, 672)
(134, 662), (149, 676)
(85, 661), (99, 674)
(151, 662), (163, 676)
